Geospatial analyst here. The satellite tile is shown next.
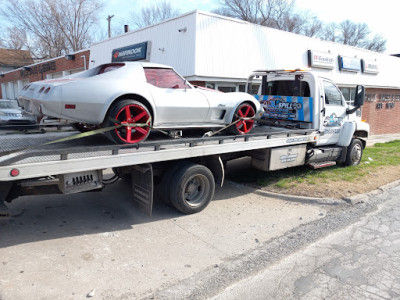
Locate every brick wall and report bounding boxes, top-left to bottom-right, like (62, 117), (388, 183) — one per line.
(362, 88), (400, 135)
(0, 50), (90, 98)
(189, 81), (206, 87)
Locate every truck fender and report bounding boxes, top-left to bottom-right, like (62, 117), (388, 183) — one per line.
(200, 155), (225, 187)
(337, 122), (356, 147)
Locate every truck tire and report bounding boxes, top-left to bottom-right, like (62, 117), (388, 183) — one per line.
(345, 138), (363, 166)
(160, 161), (192, 205)
(169, 163), (215, 214)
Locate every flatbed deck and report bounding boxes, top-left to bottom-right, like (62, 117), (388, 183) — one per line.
(0, 125), (319, 181)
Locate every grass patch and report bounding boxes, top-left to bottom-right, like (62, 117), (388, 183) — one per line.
(227, 140), (400, 190)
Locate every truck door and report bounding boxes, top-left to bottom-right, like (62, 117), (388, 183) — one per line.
(319, 79), (347, 145)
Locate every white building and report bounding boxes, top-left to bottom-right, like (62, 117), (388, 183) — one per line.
(90, 10), (400, 95)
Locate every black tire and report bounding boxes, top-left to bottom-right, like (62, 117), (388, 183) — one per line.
(104, 99), (151, 144)
(345, 138), (363, 166)
(160, 161), (192, 205)
(229, 102), (256, 135)
(169, 163), (215, 214)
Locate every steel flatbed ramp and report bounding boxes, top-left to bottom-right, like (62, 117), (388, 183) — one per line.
(0, 126), (318, 181)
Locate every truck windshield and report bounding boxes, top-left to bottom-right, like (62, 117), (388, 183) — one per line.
(263, 80), (310, 97)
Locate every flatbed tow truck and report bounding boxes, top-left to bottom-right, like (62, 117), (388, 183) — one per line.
(0, 70), (369, 217)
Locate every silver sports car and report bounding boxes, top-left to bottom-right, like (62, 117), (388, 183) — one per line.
(18, 62), (262, 144)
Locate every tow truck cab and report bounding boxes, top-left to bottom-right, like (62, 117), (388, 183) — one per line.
(246, 69), (369, 169)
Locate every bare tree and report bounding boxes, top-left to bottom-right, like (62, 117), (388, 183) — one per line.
(213, 0), (264, 24)
(214, 0), (293, 27)
(48, 0), (103, 52)
(216, 1), (386, 52)
(322, 22), (337, 42)
(131, 0), (181, 29)
(299, 13), (322, 37)
(215, 0), (322, 36)
(363, 34), (386, 52)
(320, 20), (386, 52)
(0, 0), (103, 59)
(338, 20), (370, 46)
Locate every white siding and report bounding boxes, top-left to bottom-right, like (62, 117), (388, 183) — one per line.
(89, 10), (400, 90)
(194, 11), (400, 89)
(90, 13), (197, 76)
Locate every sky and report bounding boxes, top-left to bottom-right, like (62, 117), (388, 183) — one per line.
(102, 0), (400, 54)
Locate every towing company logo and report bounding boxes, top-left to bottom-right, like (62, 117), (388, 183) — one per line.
(260, 97), (302, 119)
(323, 113), (343, 127)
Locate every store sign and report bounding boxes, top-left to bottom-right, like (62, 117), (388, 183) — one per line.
(361, 59), (379, 74)
(20, 61), (56, 77)
(308, 50), (335, 69)
(339, 56), (361, 72)
(112, 41), (150, 62)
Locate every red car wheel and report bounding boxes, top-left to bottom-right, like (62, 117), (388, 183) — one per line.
(106, 100), (151, 144)
(230, 103), (255, 135)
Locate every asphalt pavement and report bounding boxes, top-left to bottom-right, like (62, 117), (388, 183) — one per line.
(212, 182), (400, 300)
(0, 131), (399, 299)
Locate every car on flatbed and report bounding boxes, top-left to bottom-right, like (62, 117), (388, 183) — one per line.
(18, 62), (263, 144)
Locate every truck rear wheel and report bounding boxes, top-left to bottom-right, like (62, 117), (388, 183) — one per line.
(169, 163), (215, 214)
(345, 138), (363, 166)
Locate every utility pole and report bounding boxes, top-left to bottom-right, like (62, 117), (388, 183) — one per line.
(107, 15), (114, 38)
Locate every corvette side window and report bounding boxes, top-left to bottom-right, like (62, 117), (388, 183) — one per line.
(144, 68), (186, 89)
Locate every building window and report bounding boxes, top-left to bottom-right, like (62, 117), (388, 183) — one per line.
(340, 87), (356, 106)
(69, 68), (84, 75)
(206, 83), (215, 90)
(365, 93), (377, 102)
(217, 86), (236, 93)
(1, 83), (7, 99)
(248, 83), (260, 95)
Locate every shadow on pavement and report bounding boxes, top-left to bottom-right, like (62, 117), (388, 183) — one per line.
(0, 179), (185, 248)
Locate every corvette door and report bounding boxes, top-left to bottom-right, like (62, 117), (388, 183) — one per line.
(144, 68), (209, 127)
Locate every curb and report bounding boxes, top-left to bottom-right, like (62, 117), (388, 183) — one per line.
(254, 179), (400, 206)
(343, 179), (400, 204)
(255, 189), (343, 206)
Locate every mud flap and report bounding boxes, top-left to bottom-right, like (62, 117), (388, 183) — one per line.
(131, 164), (154, 216)
(0, 201), (9, 218)
(0, 182), (11, 218)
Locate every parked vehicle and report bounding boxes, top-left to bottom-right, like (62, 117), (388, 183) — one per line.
(0, 100), (36, 128)
(0, 69), (369, 217)
(18, 62), (263, 144)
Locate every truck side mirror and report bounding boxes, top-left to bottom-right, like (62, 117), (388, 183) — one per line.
(347, 85), (365, 115)
(354, 85), (365, 107)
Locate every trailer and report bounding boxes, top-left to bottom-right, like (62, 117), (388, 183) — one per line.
(0, 69), (369, 217)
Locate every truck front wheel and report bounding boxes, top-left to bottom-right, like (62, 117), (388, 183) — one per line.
(169, 163), (215, 214)
(345, 138), (363, 166)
